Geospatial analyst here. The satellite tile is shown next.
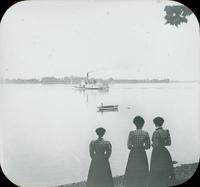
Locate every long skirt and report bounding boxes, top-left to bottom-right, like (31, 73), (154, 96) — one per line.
(124, 149), (149, 187)
(86, 156), (114, 187)
(149, 147), (175, 187)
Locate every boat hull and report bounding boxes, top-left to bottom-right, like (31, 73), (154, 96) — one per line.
(75, 86), (109, 90)
(97, 105), (118, 111)
(98, 108), (118, 111)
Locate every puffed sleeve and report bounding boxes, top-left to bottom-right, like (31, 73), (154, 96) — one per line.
(165, 129), (171, 146)
(105, 141), (112, 159)
(127, 132), (134, 150)
(152, 131), (159, 148)
(89, 141), (95, 158)
(144, 132), (150, 149)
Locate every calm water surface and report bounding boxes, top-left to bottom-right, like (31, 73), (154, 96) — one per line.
(0, 83), (200, 186)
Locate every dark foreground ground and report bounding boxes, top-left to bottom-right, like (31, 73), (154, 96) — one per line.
(56, 163), (199, 187)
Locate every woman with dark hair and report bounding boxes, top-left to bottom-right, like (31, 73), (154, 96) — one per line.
(124, 116), (150, 187)
(86, 127), (114, 187)
(149, 117), (175, 187)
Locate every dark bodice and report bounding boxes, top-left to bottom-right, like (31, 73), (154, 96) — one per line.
(127, 130), (150, 150)
(152, 128), (171, 148)
(89, 138), (112, 159)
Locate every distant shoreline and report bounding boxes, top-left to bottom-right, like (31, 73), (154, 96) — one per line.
(0, 77), (199, 84)
(56, 162), (199, 187)
(0, 81), (200, 85)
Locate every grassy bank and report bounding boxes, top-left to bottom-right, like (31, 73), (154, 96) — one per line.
(56, 163), (198, 187)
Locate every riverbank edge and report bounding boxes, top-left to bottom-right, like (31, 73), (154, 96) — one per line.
(56, 162), (199, 187)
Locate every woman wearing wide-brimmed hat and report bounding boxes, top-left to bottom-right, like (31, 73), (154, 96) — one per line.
(86, 127), (114, 187)
(124, 116), (150, 187)
(149, 117), (175, 187)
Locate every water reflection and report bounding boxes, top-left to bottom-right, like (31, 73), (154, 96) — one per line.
(76, 88), (109, 95)
(75, 87), (109, 104)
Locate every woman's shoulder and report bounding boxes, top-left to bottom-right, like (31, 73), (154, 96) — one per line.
(129, 130), (135, 136)
(137, 129), (149, 135)
(142, 130), (149, 135)
(152, 129), (159, 136)
(164, 129), (170, 135)
(90, 140), (96, 145)
(104, 140), (111, 145)
(160, 128), (170, 134)
(155, 128), (170, 137)
(131, 130), (149, 136)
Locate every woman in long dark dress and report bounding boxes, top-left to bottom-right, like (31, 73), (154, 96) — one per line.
(149, 117), (175, 187)
(124, 116), (150, 187)
(86, 127), (114, 187)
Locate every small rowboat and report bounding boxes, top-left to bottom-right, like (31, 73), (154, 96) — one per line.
(97, 105), (119, 111)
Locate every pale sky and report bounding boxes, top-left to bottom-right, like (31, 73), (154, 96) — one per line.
(0, 0), (199, 80)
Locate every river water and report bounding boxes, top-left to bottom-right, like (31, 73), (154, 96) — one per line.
(0, 83), (199, 186)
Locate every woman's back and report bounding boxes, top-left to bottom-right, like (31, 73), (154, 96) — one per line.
(152, 127), (171, 148)
(90, 138), (111, 158)
(149, 120), (174, 187)
(87, 128), (114, 187)
(124, 116), (150, 187)
(128, 130), (150, 150)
